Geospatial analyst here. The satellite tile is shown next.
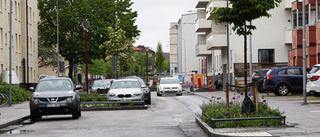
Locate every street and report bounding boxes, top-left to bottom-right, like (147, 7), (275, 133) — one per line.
(1, 92), (208, 137)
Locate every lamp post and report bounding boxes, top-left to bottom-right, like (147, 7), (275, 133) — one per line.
(146, 49), (149, 83)
(82, 20), (90, 93)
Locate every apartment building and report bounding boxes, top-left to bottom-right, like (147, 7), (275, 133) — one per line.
(169, 22), (178, 76)
(194, 0), (293, 88)
(176, 13), (201, 74)
(0, 0), (38, 83)
(289, 0), (319, 68)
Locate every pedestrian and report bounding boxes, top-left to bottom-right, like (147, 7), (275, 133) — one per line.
(217, 73), (223, 90)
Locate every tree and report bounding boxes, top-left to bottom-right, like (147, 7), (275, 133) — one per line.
(38, 37), (58, 68)
(38, 0), (140, 78)
(155, 42), (165, 79)
(209, 0), (281, 97)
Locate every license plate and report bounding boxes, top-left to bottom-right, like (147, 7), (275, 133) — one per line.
(46, 104), (61, 107)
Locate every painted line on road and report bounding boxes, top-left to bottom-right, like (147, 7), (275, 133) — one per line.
(310, 111), (320, 113)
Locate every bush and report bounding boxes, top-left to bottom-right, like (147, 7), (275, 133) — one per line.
(198, 93), (285, 128)
(0, 83), (32, 104)
(149, 86), (156, 91)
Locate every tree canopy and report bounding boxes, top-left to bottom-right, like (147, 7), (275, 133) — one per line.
(38, 0), (140, 78)
(210, 0), (281, 96)
(155, 42), (165, 79)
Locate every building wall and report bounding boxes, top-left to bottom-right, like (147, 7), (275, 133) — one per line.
(177, 13), (200, 73)
(0, 0), (38, 83)
(169, 22), (178, 76)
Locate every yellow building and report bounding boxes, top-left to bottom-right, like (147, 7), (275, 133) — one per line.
(0, 0), (38, 83)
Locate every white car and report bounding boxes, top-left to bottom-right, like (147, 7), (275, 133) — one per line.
(307, 64), (320, 96)
(107, 79), (145, 103)
(157, 77), (182, 96)
(91, 79), (113, 94)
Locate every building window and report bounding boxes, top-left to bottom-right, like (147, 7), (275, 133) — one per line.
(258, 49), (274, 64)
(0, 28), (2, 48)
(293, 13), (308, 29)
(0, 0), (2, 12)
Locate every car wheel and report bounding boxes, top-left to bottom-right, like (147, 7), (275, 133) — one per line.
(78, 105), (81, 117)
(72, 107), (80, 119)
(176, 94), (182, 96)
(276, 84), (289, 96)
(157, 92), (162, 96)
(146, 95), (151, 105)
(30, 111), (37, 121)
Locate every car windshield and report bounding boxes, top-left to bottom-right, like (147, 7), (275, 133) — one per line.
(93, 80), (111, 87)
(309, 66), (320, 74)
(111, 81), (140, 89)
(160, 79), (179, 84)
(37, 79), (72, 91)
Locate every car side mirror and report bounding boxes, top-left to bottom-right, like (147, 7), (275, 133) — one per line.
(29, 87), (34, 91)
(141, 85), (147, 88)
(146, 83), (150, 86)
(75, 85), (82, 90)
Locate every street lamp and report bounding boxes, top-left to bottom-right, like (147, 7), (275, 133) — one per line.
(146, 49), (149, 83)
(82, 20), (90, 93)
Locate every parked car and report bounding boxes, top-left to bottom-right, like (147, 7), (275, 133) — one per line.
(157, 77), (182, 96)
(263, 66), (310, 96)
(307, 64), (320, 96)
(29, 77), (82, 121)
(91, 79), (114, 94)
(38, 75), (48, 80)
(252, 69), (269, 93)
(120, 76), (151, 105)
(107, 79), (145, 103)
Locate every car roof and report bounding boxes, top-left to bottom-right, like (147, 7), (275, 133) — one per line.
(160, 77), (178, 80)
(94, 79), (114, 81)
(113, 79), (139, 82)
(40, 77), (71, 81)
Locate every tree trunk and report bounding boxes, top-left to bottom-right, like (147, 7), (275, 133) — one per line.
(244, 23), (248, 97)
(68, 59), (74, 79)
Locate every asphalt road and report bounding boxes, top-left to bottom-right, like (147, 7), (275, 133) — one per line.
(1, 92), (208, 137)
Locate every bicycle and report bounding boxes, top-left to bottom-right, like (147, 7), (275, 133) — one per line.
(0, 93), (9, 105)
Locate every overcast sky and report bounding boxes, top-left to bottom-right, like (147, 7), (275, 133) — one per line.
(130, 0), (198, 53)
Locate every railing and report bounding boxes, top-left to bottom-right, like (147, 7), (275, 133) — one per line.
(202, 112), (286, 128)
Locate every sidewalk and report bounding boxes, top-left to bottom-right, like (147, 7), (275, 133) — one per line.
(192, 90), (320, 137)
(0, 102), (30, 129)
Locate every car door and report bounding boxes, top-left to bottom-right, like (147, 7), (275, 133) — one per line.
(287, 68), (303, 91)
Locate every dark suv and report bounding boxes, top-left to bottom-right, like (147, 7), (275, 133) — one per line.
(263, 66), (310, 96)
(252, 69), (269, 93)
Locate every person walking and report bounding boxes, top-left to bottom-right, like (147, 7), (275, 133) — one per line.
(217, 73), (223, 90)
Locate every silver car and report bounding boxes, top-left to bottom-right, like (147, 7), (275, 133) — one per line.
(157, 77), (182, 96)
(91, 79), (113, 94)
(29, 77), (81, 121)
(107, 79), (145, 103)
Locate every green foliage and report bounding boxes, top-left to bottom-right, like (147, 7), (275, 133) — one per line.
(149, 86), (157, 91)
(0, 83), (32, 104)
(155, 42), (165, 77)
(38, 0), (140, 78)
(199, 93), (284, 128)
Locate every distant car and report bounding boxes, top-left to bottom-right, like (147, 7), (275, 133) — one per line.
(120, 76), (151, 105)
(252, 69), (269, 93)
(157, 77), (182, 96)
(307, 64), (320, 96)
(29, 77), (82, 121)
(107, 79), (145, 103)
(91, 79), (113, 94)
(263, 66), (310, 96)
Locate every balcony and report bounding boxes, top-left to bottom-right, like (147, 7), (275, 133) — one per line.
(206, 30), (227, 50)
(206, 0), (228, 20)
(292, 29), (303, 49)
(284, 27), (292, 44)
(196, 0), (210, 8)
(292, 1), (302, 11)
(196, 42), (211, 56)
(195, 18), (211, 33)
(284, 0), (295, 9)
(306, 25), (316, 46)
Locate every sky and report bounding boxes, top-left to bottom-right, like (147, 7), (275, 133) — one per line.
(130, 0), (198, 53)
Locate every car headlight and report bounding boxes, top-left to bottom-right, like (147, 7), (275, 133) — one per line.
(160, 86), (164, 90)
(66, 97), (73, 103)
(33, 98), (39, 105)
(178, 86), (182, 89)
(108, 93), (116, 97)
(134, 92), (142, 96)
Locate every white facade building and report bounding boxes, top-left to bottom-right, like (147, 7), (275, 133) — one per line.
(194, 0), (293, 88)
(176, 13), (201, 74)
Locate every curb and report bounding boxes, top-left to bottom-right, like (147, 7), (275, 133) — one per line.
(0, 116), (30, 129)
(195, 117), (233, 137)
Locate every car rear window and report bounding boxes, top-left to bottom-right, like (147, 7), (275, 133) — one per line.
(309, 66), (320, 74)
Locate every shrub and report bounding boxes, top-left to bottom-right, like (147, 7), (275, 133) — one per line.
(199, 93), (284, 128)
(0, 83), (32, 104)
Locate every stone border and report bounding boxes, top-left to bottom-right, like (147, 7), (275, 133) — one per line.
(0, 116), (30, 129)
(195, 117), (233, 137)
